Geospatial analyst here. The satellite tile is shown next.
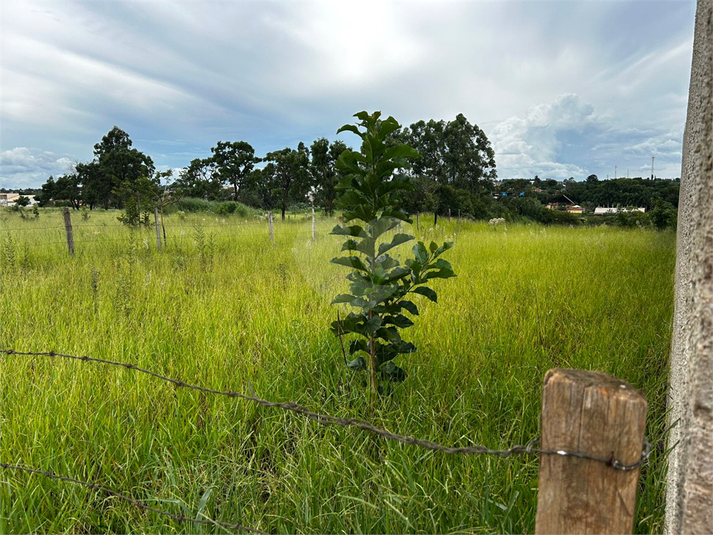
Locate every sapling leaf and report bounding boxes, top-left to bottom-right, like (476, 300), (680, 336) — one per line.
(433, 241), (455, 257)
(378, 233), (414, 255)
(414, 286), (438, 302)
(383, 314), (414, 328)
(349, 339), (368, 355)
(331, 256), (369, 272)
(413, 242), (429, 266)
(332, 294), (356, 304)
(347, 357), (367, 370)
(400, 300), (419, 316)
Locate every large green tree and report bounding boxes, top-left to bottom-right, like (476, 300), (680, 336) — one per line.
(399, 114), (496, 192)
(211, 141), (258, 202)
(263, 143), (311, 220)
(309, 138), (348, 216)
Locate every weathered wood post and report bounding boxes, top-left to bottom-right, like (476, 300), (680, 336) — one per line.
(536, 368), (647, 535)
(434, 212), (438, 227)
(62, 207), (74, 255)
(448, 208), (451, 222)
(268, 211), (274, 243)
(154, 207), (162, 252)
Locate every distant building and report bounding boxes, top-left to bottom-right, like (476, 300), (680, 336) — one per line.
(0, 193), (37, 206)
(594, 207), (646, 216)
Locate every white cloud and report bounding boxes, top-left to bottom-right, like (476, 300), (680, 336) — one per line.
(0, 0), (695, 187)
(0, 148), (75, 188)
(490, 93), (683, 179)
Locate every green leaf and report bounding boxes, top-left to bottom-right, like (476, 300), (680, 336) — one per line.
(396, 341), (417, 354)
(380, 361), (408, 382)
(330, 224), (367, 238)
(347, 357), (367, 370)
(400, 300), (419, 316)
(433, 241), (454, 258)
(378, 233), (414, 255)
(413, 242), (429, 266)
(364, 315), (382, 334)
(349, 339), (368, 355)
(337, 124), (361, 136)
(332, 294), (355, 304)
(429, 241), (439, 254)
(414, 286), (438, 302)
(384, 314), (414, 328)
(331, 256), (369, 272)
(376, 326), (401, 343)
(384, 144), (420, 160)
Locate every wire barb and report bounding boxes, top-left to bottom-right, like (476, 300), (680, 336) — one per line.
(0, 348), (651, 469)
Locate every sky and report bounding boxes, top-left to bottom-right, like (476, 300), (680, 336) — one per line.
(0, 0), (697, 189)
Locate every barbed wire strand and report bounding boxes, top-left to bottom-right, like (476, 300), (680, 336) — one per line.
(0, 462), (265, 534)
(0, 349), (651, 470)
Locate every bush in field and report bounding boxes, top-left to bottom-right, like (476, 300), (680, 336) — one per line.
(649, 200), (678, 230)
(330, 111), (456, 401)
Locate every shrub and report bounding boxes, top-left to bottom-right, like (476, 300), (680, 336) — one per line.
(330, 112), (456, 402)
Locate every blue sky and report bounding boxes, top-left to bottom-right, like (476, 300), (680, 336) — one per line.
(0, 0), (696, 188)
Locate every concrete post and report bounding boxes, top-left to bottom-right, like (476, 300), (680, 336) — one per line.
(665, 1), (713, 533)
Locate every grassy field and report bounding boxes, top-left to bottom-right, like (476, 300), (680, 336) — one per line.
(0, 207), (676, 534)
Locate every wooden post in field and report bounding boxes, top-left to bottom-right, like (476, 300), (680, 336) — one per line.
(62, 207), (74, 255)
(416, 212), (420, 230)
(434, 212), (438, 227)
(448, 208), (451, 222)
(536, 368), (648, 535)
(154, 207), (162, 252)
(268, 211), (274, 243)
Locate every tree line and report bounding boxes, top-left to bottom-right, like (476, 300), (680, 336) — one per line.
(36, 116), (679, 228)
(37, 114), (498, 222)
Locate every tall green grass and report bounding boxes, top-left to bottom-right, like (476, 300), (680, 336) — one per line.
(0, 208), (675, 533)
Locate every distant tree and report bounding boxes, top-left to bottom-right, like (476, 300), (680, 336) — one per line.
(586, 174), (599, 184)
(174, 158), (223, 200)
(399, 114), (496, 192)
(211, 141), (259, 202)
(39, 173), (82, 209)
(76, 162), (110, 209)
(95, 127), (154, 193)
(309, 138), (348, 216)
(264, 143), (311, 220)
(15, 196), (30, 207)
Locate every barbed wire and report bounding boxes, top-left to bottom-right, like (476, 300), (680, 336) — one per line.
(0, 462), (265, 534)
(0, 349), (651, 470)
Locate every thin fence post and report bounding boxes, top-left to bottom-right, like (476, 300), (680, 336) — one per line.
(154, 207), (162, 252)
(268, 211), (274, 243)
(62, 207), (74, 255)
(416, 212), (420, 230)
(536, 368), (648, 535)
(448, 208), (451, 222)
(311, 201), (316, 241)
(434, 212), (438, 227)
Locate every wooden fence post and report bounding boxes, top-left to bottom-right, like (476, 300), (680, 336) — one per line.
(416, 212), (420, 230)
(434, 212), (438, 227)
(536, 368), (648, 535)
(154, 207), (162, 252)
(62, 207), (74, 255)
(268, 211), (274, 243)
